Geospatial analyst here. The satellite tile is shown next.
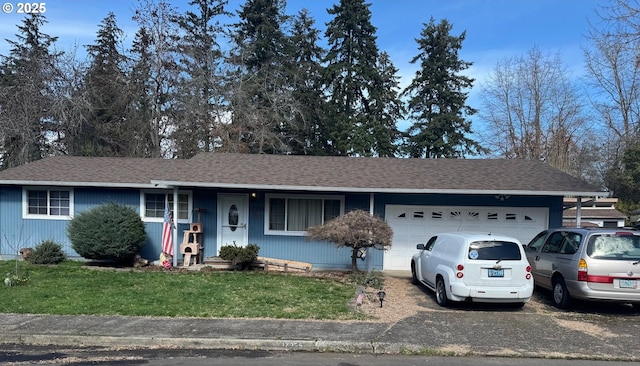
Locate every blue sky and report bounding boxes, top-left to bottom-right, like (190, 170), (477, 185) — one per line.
(0, 0), (606, 128)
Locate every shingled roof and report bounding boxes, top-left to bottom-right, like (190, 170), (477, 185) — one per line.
(0, 153), (606, 196)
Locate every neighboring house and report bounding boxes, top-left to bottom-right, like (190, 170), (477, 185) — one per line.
(0, 153), (607, 271)
(563, 197), (627, 228)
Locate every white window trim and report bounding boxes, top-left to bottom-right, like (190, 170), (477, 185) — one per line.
(22, 187), (74, 220)
(264, 193), (345, 236)
(140, 190), (193, 224)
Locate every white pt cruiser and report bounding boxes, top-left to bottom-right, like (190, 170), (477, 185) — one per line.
(411, 232), (534, 307)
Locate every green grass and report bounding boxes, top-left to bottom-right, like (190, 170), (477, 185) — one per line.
(0, 261), (369, 320)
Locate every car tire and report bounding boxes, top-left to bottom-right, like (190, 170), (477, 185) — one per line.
(435, 277), (449, 307)
(411, 263), (419, 285)
(552, 277), (571, 309)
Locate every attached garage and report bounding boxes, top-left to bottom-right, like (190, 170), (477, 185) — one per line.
(384, 205), (549, 270)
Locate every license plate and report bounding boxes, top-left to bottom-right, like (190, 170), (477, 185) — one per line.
(619, 279), (637, 289)
(488, 268), (504, 277)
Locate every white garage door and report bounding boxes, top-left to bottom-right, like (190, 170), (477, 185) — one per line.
(383, 205), (549, 270)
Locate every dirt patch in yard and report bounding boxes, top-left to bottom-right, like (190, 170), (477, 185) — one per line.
(355, 275), (425, 323)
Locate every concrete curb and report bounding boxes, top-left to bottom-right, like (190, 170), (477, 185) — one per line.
(0, 334), (395, 354)
(3, 333), (639, 361)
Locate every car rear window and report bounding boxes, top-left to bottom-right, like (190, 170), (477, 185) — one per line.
(467, 241), (522, 260)
(586, 234), (640, 260)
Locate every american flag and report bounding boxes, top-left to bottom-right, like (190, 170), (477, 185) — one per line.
(161, 205), (173, 255)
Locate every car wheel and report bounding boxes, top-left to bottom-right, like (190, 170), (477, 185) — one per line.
(435, 277), (449, 307)
(411, 263), (418, 285)
(552, 277), (571, 309)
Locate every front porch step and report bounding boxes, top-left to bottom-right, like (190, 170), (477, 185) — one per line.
(202, 257), (235, 269)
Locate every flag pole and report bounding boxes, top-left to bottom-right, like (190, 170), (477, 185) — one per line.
(172, 187), (179, 267)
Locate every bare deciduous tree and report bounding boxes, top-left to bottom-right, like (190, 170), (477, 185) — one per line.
(584, 0), (640, 202)
(585, 0), (640, 148)
(479, 46), (590, 176)
(130, 0), (181, 158)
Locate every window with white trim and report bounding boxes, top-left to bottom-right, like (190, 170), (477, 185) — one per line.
(23, 188), (74, 219)
(140, 191), (192, 223)
(265, 194), (344, 235)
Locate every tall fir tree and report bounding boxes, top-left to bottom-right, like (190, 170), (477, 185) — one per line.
(172, 0), (227, 158)
(322, 0), (401, 157)
(287, 9), (326, 155)
(363, 51), (403, 157)
(228, 0), (297, 154)
(0, 14), (61, 169)
(77, 12), (131, 157)
(402, 17), (485, 158)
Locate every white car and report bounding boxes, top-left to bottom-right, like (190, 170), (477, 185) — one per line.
(411, 232), (534, 307)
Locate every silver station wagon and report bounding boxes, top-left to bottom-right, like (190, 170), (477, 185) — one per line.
(525, 228), (640, 309)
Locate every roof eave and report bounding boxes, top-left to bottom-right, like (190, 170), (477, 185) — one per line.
(150, 180), (609, 197)
(0, 180), (157, 189)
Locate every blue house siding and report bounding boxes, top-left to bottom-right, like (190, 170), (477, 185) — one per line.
(0, 186), (71, 256)
(1, 183), (564, 269)
(191, 188), (218, 259)
(238, 191), (381, 270)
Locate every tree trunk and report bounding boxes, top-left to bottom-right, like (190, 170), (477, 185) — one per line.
(351, 248), (359, 272)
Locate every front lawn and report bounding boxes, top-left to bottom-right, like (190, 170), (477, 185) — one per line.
(0, 261), (368, 320)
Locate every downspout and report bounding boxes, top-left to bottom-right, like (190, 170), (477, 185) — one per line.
(576, 196), (582, 228)
(368, 193), (374, 272)
(172, 187), (179, 267)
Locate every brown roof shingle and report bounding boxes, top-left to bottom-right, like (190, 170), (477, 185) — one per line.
(0, 153), (606, 196)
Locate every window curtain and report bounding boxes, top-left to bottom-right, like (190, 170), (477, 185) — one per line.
(287, 199), (322, 231)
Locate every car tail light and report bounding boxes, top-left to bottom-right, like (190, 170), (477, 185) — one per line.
(456, 264), (464, 271)
(577, 258), (588, 281)
(526, 265), (531, 272)
(456, 264), (464, 278)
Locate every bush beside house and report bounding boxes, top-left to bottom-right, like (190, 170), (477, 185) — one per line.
(219, 243), (260, 270)
(24, 240), (66, 265)
(67, 203), (147, 265)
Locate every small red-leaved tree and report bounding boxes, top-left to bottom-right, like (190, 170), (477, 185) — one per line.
(306, 209), (393, 271)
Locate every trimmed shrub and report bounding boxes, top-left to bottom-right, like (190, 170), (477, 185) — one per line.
(219, 243), (260, 269)
(25, 240), (66, 265)
(68, 202), (147, 264)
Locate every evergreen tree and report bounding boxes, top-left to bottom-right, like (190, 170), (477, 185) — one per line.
(402, 17), (485, 158)
(606, 141), (640, 208)
(172, 0), (227, 158)
(322, 0), (401, 156)
(228, 0), (296, 154)
(0, 14), (61, 169)
(359, 51), (402, 157)
(287, 9), (326, 155)
(77, 12), (131, 157)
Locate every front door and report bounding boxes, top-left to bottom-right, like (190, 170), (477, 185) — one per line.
(217, 194), (249, 252)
